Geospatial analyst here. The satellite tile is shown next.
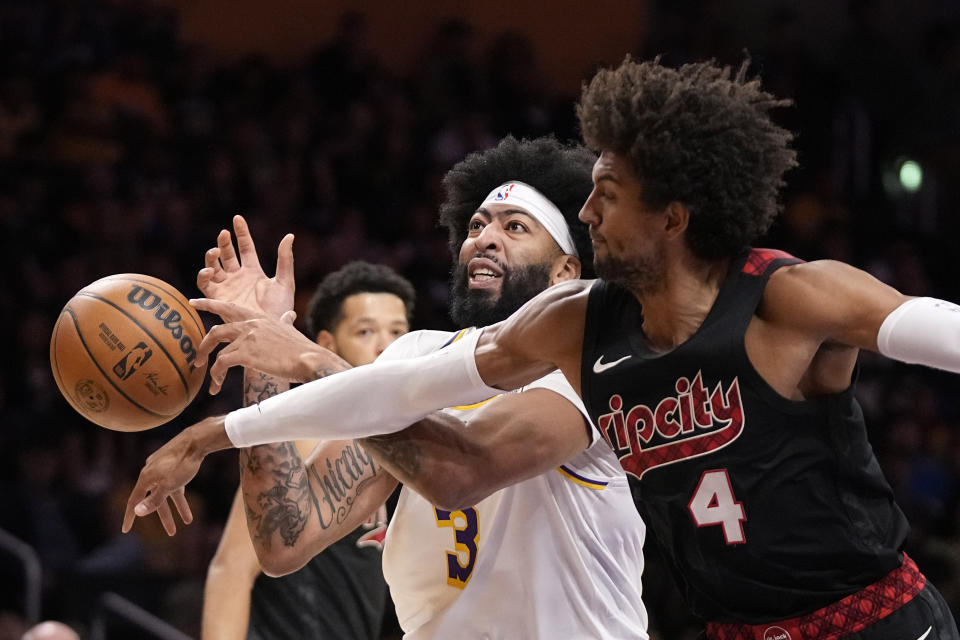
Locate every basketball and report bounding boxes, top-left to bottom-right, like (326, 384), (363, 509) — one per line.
(50, 274), (208, 432)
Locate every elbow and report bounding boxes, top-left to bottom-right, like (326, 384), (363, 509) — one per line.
(255, 538), (334, 578)
(423, 470), (494, 511)
(428, 487), (466, 511)
(256, 551), (305, 578)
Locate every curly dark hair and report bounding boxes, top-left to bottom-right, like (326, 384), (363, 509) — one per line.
(576, 56), (797, 261)
(306, 261), (416, 337)
(438, 135), (596, 277)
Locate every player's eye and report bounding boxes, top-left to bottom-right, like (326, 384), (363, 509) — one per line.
(506, 220), (528, 233)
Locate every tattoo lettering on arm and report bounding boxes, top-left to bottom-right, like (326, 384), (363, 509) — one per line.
(306, 442), (380, 528)
(241, 439), (382, 551)
(239, 364), (380, 556)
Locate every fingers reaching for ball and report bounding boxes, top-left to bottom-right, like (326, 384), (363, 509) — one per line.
(217, 228), (241, 272)
(190, 297), (261, 324)
(198, 246), (227, 294)
(232, 215), (262, 268)
(186, 306), (318, 392)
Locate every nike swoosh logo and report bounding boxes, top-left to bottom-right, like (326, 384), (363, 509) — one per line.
(916, 626), (932, 640)
(593, 354), (632, 373)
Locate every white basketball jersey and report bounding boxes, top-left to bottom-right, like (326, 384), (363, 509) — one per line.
(378, 329), (648, 639)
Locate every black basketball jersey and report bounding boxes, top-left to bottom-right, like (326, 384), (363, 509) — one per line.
(580, 248), (910, 623)
(248, 524), (387, 640)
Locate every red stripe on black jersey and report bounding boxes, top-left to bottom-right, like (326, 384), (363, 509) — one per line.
(741, 248), (802, 276)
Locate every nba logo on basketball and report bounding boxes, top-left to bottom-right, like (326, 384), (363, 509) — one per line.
(112, 341), (153, 380)
(763, 627), (791, 640)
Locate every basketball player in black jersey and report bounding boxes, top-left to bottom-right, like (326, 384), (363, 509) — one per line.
(124, 58), (960, 639)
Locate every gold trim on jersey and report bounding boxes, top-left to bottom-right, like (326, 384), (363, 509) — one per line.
(556, 465), (609, 490)
(446, 328), (501, 410)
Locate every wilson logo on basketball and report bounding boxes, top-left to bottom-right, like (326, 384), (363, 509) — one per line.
(127, 286), (199, 366)
(598, 370), (744, 479)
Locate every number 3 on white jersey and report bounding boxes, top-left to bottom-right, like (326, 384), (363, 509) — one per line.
(688, 469), (747, 544)
(434, 507), (479, 588)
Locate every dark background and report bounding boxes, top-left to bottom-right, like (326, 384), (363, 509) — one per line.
(0, 0), (958, 638)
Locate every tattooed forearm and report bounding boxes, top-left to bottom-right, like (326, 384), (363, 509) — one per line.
(361, 433), (422, 479)
(241, 439), (381, 553)
(299, 348), (353, 382)
(243, 371), (286, 405)
(306, 442), (378, 528)
(240, 370), (302, 547)
(307, 359), (351, 382)
(241, 441), (314, 549)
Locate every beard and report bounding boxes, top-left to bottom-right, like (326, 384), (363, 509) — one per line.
(594, 244), (665, 295)
(449, 256), (553, 327)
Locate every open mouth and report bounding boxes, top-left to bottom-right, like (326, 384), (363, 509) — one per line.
(468, 257), (504, 289)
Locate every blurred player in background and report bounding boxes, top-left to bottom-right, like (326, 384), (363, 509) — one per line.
(201, 256), (414, 639)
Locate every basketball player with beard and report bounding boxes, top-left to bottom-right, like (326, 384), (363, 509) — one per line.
(128, 59), (960, 639)
(129, 137), (648, 638)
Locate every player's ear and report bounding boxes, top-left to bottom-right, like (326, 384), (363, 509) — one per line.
(315, 330), (336, 351)
(550, 253), (581, 285)
(663, 201), (690, 239)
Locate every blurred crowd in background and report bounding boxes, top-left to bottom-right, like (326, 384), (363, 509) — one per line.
(0, 0), (958, 638)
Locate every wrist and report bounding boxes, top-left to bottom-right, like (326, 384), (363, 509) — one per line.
(187, 415), (234, 457)
(298, 347), (351, 382)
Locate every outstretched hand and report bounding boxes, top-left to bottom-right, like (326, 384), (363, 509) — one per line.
(122, 416), (233, 535)
(198, 214), (295, 321)
(190, 299), (334, 393)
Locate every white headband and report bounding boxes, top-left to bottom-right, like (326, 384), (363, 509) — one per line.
(479, 181), (578, 257)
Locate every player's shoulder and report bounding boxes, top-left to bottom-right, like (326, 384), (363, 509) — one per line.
(764, 259), (878, 305)
(761, 258), (904, 331)
(767, 258), (860, 285)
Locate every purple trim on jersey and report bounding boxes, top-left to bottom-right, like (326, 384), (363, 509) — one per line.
(440, 329), (469, 349)
(557, 464), (609, 488)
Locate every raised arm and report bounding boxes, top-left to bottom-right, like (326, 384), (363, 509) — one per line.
(752, 260), (960, 398)
(198, 215), (300, 636)
(758, 260), (908, 351)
